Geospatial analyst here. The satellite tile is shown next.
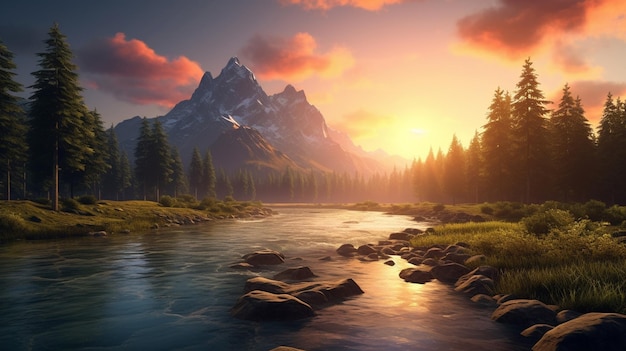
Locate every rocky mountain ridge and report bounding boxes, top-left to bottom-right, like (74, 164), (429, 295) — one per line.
(115, 57), (408, 175)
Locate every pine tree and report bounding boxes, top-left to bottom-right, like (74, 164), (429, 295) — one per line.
(481, 88), (515, 201)
(81, 109), (109, 198)
(443, 135), (466, 204)
(168, 146), (187, 197)
(102, 126), (122, 200)
(149, 120), (173, 200)
(134, 118), (153, 200)
(466, 131), (483, 203)
(28, 23), (95, 209)
(0, 39), (27, 200)
(597, 93), (626, 203)
(188, 147), (203, 199)
(548, 84), (596, 201)
(511, 58), (551, 203)
(202, 150), (216, 198)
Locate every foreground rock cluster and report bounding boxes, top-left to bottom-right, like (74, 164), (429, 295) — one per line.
(336, 227), (626, 351)
(230, 227), (626, 350)
(229, 249), (364, 321)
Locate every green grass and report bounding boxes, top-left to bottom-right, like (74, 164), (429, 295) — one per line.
(0, 198), (269, 242)
(410, 219), (626, 314)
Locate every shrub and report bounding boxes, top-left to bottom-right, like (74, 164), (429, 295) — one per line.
(0, 213), (31, 240)
(583, 200), (606, 222)
(159, 195), (175, 207)
(61, 198), (81, 212)
(432, 203), (445, 212)
(480, 204), (494, 215)
(224, 195), (235, 203)
(522, 208), (574, 235)
(78, 194), (97, 205)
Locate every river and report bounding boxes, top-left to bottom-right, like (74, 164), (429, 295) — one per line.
(0, 208), (532, 350)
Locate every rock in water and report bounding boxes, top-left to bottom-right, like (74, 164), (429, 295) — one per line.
(231, 290), (314, 321)
(532, 312), (626, 351)
(243, 249), (285, 266)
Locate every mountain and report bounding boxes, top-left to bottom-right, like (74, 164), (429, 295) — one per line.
(115, 57), (407, 176)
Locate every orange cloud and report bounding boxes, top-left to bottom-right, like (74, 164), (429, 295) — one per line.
(78, 33), (204, 107)
(457, 0), (592, 60)
(280, 0), (407, 11)
(240, 32), (354, 81)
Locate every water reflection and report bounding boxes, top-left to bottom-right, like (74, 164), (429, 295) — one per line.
(0, 208), (532, 350)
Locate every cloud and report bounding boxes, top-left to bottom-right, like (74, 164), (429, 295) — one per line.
(77, 33), (204, 108)
(549, 80), (626, 122)
(456, 0), (591, 60)
(240, 32), (354, 81)
(280, 0), (407, 11)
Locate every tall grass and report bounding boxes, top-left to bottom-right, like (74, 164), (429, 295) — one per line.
(410, 219), (626, 314)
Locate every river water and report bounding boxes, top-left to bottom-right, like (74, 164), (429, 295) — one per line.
(0, 208), (532, 351)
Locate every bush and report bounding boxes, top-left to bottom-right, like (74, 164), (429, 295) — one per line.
(522, 208), (574, 235)
(61, 198), (81, 212)
(432, 203), (445, 212)
(583, 200), (606, 222)
(159, 195), (175, 207)
(0, 213), (31, 240)
(78, 194), (97, 205)
(480, 204), (494, 215)
(224, 195), (235, 203)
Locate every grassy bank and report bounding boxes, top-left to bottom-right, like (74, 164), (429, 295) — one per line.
(0, 198), (270, 242)
(410, 212), (626, 314)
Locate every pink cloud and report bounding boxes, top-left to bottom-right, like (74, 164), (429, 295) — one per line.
(457, 0), (596, 59)
(240, 32), (354, 81)
(280, 0), (407, 11)
(78, 33), (204, 107)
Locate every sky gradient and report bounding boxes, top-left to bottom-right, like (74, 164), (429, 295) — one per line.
(2, 0), (626, 160)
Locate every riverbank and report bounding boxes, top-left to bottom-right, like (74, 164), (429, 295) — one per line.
(0, 199), (273, 242)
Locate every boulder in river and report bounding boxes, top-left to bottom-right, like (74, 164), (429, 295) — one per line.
(399, 268), (433, 284)
(491, 299), (557, 329)
(231, 290), (314, 321)
(336, 243), (358, 257)
(533, 312), (626, 351)
(430, 262), (471, 283)
(273, 266), (317, 281)
(243, 276), (364, 307)
(243, 249), (285, 266)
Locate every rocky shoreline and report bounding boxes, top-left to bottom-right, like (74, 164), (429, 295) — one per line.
(231, 227), (626, 351)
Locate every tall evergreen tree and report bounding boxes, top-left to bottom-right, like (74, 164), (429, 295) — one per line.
(548, 84), (596, 201)
(101, 126), (123, 199)
(134, 118), (153, 200)
(466, 131), (483, 203)
(511, 58), (551, 203)
(168, 146), (187, 197)
(28, 23), (94, 209)
(149, 120), (173, 200)
(202, 150), (216, 198)
(80, 109), (109, 197)
(481, 88), (515, 201)
(0, 39), (27, 200)
(188, 147), (203, 199)
(443, 135), (466, 204)
(597, 93), (626, 203)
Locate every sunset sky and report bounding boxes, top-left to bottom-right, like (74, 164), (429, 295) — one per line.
(2, 0), (626, 160)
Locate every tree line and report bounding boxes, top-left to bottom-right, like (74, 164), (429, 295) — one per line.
(414, 58), (626, 205)
(1, 25), (625, 206)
